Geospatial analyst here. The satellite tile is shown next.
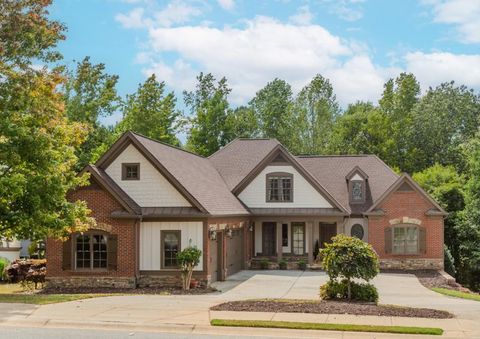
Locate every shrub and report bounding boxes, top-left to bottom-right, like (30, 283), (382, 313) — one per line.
(320, 280), (378, 302)
(0, 257), (9, 281)
(5, 259), (46, 289)
(278, 259), (287, 270)
(176, 246), (202, 290)
(321, 234), (379, 300)
(314, 240), (320, 260)
(444, 245), (456, 277)
(297, 259), (307, 271)
(260, 259), (269, 270)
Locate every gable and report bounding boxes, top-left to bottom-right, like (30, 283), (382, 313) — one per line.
(238, 165), (334, 208)
(105, 144), (191, 207)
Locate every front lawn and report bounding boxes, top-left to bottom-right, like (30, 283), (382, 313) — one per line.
(210, 319), (444, 335)
(431, 288), (480, 302)
(0, 283), (115, 305)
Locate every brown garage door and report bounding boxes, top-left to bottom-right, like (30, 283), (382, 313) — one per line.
(226, 229), (243, 277)
(209, 238), (218, 283)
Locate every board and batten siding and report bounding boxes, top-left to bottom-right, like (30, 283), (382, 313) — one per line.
(105, 144), (191, 207)
(238, 165), (333, 208)
(140, 221), (204, 271)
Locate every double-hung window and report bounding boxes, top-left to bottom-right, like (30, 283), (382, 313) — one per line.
(266, 173), (293, 202)
(393, 225), (419, 254)
(75, 234), (108, 270)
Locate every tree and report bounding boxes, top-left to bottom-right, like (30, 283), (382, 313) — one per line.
(413, 164), (465, 272)
(0, 0), (93, 240)
(321, 234), (379, 300)
(225, 106), (260, 139)
(328, 102), (395, 160)
(408, 82), (480, 173)
(64, 57), (120, 170)
(176, 246), (202, 290)
(379, 73), (420, 172)
(295, 74), (340, 154)
(118, 74), (181, 146)
(457, 135), (480, 290)
(249, 78), (297, 150)
(185, 73), (232, 156)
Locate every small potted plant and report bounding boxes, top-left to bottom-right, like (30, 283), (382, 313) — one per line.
(278, 259), (287, 270)
(297, 259), (307, 271)
(260, 258), (269, 269)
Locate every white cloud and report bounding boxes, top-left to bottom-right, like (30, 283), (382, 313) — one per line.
(289, 5), (313, 25)
(217, 0), (235, 11)
(426, 0), (480, 43)
(115, 7), (148, 29)
(324, 0), (364, 22)
(405, 52), (480, 89)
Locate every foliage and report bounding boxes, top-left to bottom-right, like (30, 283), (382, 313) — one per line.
(444, 245), (456, 277)
(28, 240), (46, 259)
(64, 57), (120, 170)
(278, 259), (287, 270)
(320, 280), (379, 302)
(0, 257), (9, 281)
(314, 240), (320, 260)
(297, 259), (307, 271)
(260, 258), (269, 270)
(431, 288), (480, 302)
(185, 72), (232, 156)
(176, 246), (202, 290)
(0, 0), (93, 240)
(117, 74), (181, 146)
(321, 234), (379, 299)
(6, 259), (46, 289)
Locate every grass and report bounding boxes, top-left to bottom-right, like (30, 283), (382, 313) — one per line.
(0, 283), (115, 305)
(431, 287), (480, 302)
(210, 319), (444, 335)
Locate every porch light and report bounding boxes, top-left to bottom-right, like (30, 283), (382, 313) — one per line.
(226, 228), (233, 238)
(209, 229), (217, 241)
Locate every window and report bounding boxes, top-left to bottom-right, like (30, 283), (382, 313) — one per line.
(291, 223), (305, 255)
(351, 224), (364, 240)
(122, 163), (140, 180)
(161, 230), (181, 268)
(282, 224), (288, 246)
(350, 180), (364, 203)
(75, 234), (108, 269)
(266, 173), (293, 202)
(393, 225), (418, 254)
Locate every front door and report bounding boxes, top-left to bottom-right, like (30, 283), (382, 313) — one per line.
(262, 222), (276, 256)
(319, 223), (337, 248)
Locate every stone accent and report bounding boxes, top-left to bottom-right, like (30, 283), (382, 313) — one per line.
(137, 274), (208, 288)
(380, 258), (443, 270)
(389, 217), (422, 225)
(47, 276), (136, 289)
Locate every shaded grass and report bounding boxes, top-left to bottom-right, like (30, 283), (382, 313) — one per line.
(0, 293), (115, 305)
(211, 319), (444, 335)
(431, 288), (480, 302)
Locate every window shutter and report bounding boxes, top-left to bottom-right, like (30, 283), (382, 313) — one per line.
(384, 227), (392, 254)
(107, 235), (118, 271)
(62, 236), (72, 270)
(419, 227), (426, 254)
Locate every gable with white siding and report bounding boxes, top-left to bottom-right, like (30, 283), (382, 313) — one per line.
(105, 144), (191, 207)
(238, 165), (333, 208)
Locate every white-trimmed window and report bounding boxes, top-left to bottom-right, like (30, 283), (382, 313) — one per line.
(266, 172), (293, 202)
(393, 226), (419, 254)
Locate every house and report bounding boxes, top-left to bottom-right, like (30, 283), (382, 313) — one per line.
(46, 131), (447, 288)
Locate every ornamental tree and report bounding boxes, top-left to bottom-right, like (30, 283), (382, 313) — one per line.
(321, 234), (379, 300)
(176, 246), (202, 290)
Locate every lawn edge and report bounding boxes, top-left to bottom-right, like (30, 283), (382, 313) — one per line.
(430, 287), (480, 302)
(210, 319), (444, 335)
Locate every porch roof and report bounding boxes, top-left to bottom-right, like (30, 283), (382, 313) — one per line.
(248, 207), (346, 217)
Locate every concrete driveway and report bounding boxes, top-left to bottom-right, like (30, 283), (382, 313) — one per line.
(1, 270), (480, 337)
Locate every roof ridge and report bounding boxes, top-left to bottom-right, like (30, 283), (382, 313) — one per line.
(296, 154), (374, 158)
(129, 131), (206, 159)
(208, 137), (240, 159)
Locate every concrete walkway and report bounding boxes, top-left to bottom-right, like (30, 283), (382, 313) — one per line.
(1, 270), (480, 338)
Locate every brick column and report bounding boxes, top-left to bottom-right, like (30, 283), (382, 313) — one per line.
(276, 222), (282, 262)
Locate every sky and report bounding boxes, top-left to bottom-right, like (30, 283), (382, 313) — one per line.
(49, 0), (480, 125)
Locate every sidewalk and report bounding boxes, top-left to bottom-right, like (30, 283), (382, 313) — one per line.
(1, 300), (479, 339)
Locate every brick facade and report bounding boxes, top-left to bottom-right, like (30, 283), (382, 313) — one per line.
(46, 181), (138, 288)
(368, 190), (444, 270)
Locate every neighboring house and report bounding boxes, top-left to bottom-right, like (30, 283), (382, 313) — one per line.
(46, 132), (447, 288)
(0, 238), (22, 262)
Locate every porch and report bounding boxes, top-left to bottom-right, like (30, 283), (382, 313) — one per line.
(251, 216), (344, 266)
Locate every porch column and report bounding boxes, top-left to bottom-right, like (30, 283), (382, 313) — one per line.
(276, 222), (282, 261)
(307, 221), (313, 265)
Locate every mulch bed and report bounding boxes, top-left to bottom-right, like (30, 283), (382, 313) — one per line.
(211, 299), (453, 319)
(39, 286), (217, 295)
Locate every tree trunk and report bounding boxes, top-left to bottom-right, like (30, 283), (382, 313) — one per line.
(347, 280), (351, 300)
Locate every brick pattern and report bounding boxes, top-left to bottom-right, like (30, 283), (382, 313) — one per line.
(46, 182), (137, 281)
(368, 190), (444, 269)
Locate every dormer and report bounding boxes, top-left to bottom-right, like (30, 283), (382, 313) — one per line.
(346, 166), (368, 204)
